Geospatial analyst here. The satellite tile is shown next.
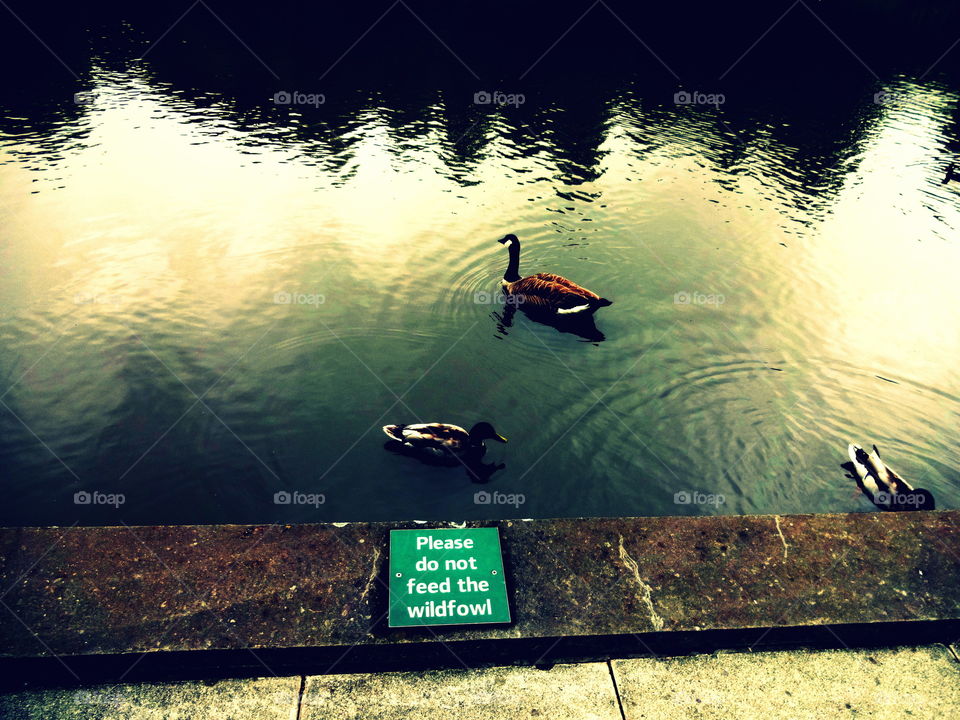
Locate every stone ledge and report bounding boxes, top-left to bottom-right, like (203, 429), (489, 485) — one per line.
(1, 512), (959, 687)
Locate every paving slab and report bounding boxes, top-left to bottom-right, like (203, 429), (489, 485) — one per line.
(0, 675), (300, 720)
(300, 661), (621, 720)
(612, 645), (960, 719)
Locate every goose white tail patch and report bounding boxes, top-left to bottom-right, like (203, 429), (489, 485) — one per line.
(557, 304), (590, 315)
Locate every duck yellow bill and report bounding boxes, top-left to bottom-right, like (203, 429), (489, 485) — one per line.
(496, 433), (508, 443)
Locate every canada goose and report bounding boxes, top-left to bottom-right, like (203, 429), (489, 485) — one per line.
(383, 422), (507, 465)
(498, 234), (612, 315)
(847, 443), (935, 511)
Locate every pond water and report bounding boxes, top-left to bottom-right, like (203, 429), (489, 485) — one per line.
(2, 4), (959, 524)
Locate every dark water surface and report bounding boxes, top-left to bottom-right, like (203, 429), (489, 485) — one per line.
(2, 3), (959, 524)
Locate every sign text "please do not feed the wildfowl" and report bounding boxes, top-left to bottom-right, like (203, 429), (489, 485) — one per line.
(388, 528), (511, 628)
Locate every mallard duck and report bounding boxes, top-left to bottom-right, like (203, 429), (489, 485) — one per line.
(382, 422), (507, 465)
(847, 443), (935, 511)
(498, 234), (612, 315)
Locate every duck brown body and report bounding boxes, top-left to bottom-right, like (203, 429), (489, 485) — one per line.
(382, 422), (507, 464)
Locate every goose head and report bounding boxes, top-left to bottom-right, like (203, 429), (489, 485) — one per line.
(498, 234), (522, 282)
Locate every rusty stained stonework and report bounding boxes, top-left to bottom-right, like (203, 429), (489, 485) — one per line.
(0, 512), (958, 660)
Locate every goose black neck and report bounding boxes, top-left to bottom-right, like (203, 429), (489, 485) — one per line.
(503, 239), (521, 282)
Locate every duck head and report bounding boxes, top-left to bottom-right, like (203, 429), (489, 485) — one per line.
(468, 422), (508, 445)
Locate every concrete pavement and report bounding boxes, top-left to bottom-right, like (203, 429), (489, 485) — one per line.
(2, 644), (958, 719)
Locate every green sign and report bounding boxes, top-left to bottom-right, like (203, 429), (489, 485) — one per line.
(388, 527), (511, 627)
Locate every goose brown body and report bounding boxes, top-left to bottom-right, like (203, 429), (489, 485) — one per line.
(498, 234), (611, 315)
(503, 273), (607, 313)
